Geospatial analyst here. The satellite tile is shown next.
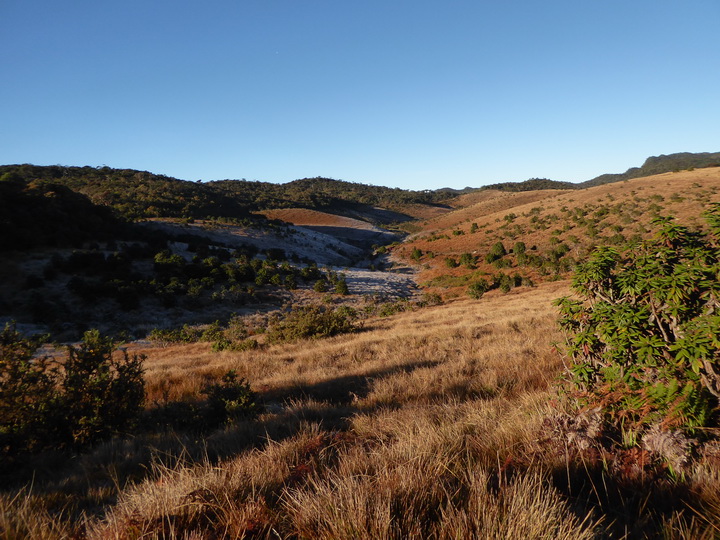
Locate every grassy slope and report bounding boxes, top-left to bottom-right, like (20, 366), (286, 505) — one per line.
(4, 282), (720, 538)
(400, 167), (720, 296)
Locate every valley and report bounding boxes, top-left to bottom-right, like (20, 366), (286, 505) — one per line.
(1, 156), (720, 538)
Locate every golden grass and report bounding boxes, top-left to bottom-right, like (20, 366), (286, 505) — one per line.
(4, 279), (720, 538)
(260, 208), (377, 229)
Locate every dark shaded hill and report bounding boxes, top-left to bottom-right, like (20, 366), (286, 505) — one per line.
(0, 177), (131, 251)
(210, 176), (454, 222)
(580, 151), (720, 188)
(0, 166), (455, 225)
(0, 165), (256, 222)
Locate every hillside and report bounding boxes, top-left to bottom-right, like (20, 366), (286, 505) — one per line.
(397, 167), (720, 298)
(0, 165), (455, 225)
(580, 151), (720, 188)
(4, 279), (720, 537)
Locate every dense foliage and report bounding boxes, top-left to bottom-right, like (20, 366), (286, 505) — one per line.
(266, 305), (358, 343)
(0, 325), (145, 458)
(0, 176), (129, 251)
(482, 178), (576, 192)
(556, 206), (720, 430)
(0, 165), (256, 222)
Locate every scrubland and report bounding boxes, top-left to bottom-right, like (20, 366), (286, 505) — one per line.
(403, 167), (720, 297)
(3, 281), (719, 538)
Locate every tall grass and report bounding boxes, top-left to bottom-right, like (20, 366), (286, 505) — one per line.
(3, 281), (719, 538)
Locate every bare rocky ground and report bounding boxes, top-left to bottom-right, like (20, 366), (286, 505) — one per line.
(145, 219), (369, 267)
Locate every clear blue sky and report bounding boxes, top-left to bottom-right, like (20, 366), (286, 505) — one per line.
(2, 1), (718, 190)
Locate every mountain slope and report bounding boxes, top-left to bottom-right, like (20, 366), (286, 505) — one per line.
(580, 151), (720, 188)
(398, 166), (720, 296)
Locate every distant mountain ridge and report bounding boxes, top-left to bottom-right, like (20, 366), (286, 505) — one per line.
(1, 151), (718, 220)
(579, 151), (720, 188)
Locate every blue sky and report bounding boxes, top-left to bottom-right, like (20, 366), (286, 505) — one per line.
(1, 1), (718, 190)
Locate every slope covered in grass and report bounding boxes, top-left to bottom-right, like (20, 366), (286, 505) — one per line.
(2, 282), (719, 538)
(399, 167), (720, 297)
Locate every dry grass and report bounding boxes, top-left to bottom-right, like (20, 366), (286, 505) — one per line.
(260, 208), (378, 229)
(401, 167), (720, 293)
(3, 280), (720, 538)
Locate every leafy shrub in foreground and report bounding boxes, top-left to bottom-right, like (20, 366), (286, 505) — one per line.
(60, 330), (145, 448)
(1, 326), (145, 456)
(556, 207), (720, 431)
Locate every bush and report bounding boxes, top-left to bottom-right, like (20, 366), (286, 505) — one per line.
(201, 371), (259, 426)
(0, 325), (55, 455)
(266, 305), (357, 343)
(313, 279), (329, 293)
(485, 242), (507, 264)
(60, 330), (145, 448)
(334, 279), (350, 295)
(556, 208), (720, 432)
(467, 280), (488, 299)
(458, 252), (477, 269)
(444, 257), (459, 269)
(1, 326), (145, 456)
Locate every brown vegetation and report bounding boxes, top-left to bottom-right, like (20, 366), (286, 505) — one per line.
(400, 167), (720, 297)
(3, 282), (719, 537)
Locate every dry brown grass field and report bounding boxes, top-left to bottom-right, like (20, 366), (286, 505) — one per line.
(260, 209), (376, 229)
(3, 280), (720, 538)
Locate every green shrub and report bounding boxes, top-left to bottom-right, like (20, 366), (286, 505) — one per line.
(458, 252), (477, 269)
(467, 280), (488, 299)
(313, 280), (329, 293)
(444, 257), (459, 269)
(0, 325), (55, 455)
(1, 326), (145, 456)
(201, 371), (259, 426)
(418, 292), (443, 306)
(556, 207), (720, 431)
(485, 241), (507, 263)
(266, 305), (356, 343)
(334, 279), (350, 295)
(377, 299), (411, 317)
(60, 330), (145, 448)
(148, 324), (202, 345)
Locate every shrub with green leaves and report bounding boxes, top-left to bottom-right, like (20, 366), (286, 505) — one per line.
(201, 370), (259, 426)
(1, 326), (145, 456)
(60, 330), (145, 448)
(556, 207), (720, 430)
(266, 305), (357, 343)
(485, 241), (507, 264)
(467, 280), (489, 299)
(0, 325), (56, 455)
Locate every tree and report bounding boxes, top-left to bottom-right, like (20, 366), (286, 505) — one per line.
(334, 279), (350, 295)
(556, 206), (720, 431)
(485, 242), (507, 264)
